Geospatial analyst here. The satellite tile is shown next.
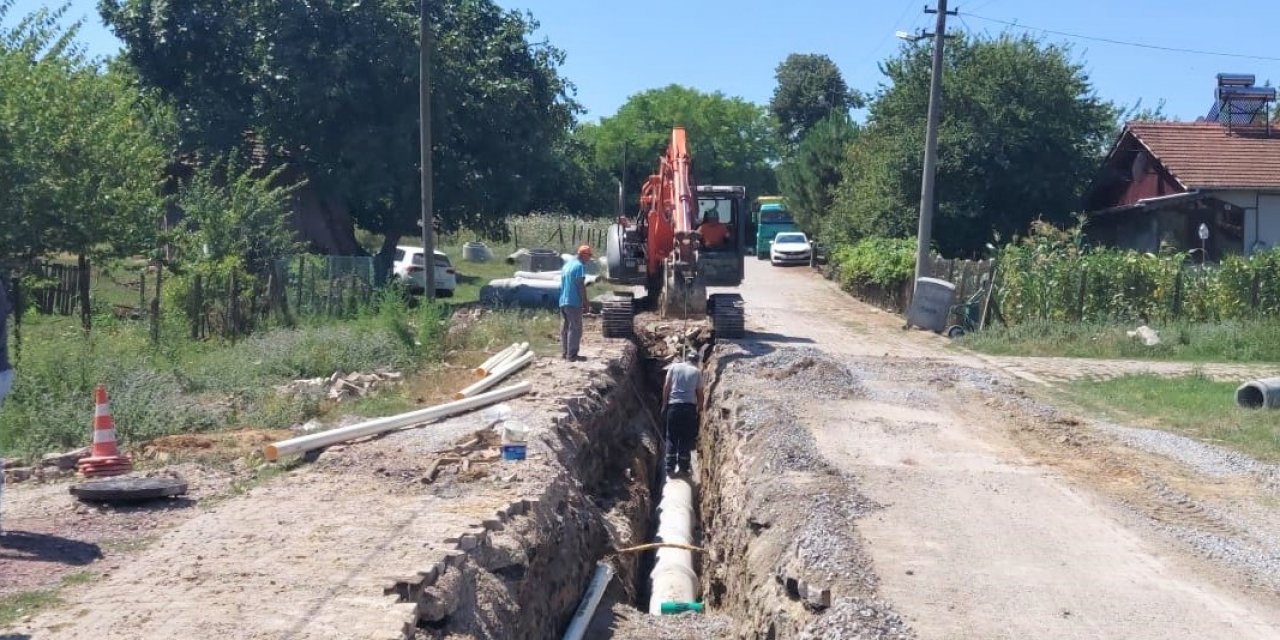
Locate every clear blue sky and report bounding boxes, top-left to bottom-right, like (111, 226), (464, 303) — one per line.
(33, 0), (1280, 123)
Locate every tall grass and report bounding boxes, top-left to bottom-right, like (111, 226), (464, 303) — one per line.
(0, 289), (537, 460)
(961, 318), (1280, 362)
(997, 220), (1280, 325)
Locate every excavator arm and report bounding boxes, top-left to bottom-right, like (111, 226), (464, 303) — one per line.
(638, 127), (698, 276)
(602, 127), (745, 336)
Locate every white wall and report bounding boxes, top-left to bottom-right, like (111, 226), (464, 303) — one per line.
(1256, 195), (1280, 253)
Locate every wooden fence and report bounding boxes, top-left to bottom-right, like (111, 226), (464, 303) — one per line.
(185, 255), (376, 340)
(505, 218), (611, 254)
(29, 262), (83, 316)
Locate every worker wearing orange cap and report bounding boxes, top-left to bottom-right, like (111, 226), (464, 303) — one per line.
(559, 245), (593, 361)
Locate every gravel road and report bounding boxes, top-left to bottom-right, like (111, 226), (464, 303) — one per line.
(729, 261), (1280, 639)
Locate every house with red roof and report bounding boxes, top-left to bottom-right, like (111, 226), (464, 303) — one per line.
(1086, 75), (1280, 259)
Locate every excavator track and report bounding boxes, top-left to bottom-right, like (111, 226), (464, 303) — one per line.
(708, 293), (745, 339)
(601, 293), (635, 338)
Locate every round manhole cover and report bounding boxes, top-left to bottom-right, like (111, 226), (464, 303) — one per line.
(69, 477), (188, 503)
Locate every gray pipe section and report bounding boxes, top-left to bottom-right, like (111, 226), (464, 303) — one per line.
(1236, 377), (1280, 409)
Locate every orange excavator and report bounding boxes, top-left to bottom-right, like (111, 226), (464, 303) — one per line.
(601, 127), (746, 338)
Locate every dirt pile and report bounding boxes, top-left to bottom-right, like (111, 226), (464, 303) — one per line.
(754, 349), (863, 400)
(695, 343), (912, 639)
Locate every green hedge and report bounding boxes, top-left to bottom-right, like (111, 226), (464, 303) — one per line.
(833, 237), (917, 289)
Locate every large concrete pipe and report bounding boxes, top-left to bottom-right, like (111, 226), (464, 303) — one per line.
(1236, 377), (1280, 409)
(648, 477), (699, 614)
(264, 382), (532, 461)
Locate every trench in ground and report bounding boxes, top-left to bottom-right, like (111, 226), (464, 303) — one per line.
(399, 330), (708, 638)
(407, 324), (818, 638)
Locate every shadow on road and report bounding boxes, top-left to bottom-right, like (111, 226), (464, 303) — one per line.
(747, 331), (815, 345)
(0, 530), (102, 566)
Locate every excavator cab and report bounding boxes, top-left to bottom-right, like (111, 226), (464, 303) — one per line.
(693, 185), (746, 286)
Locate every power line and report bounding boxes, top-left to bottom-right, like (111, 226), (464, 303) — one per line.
(862, 0), (926, 64)
(965, 12), (1280, 62)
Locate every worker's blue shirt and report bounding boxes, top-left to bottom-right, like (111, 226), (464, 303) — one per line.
(559, 258), (585, 307)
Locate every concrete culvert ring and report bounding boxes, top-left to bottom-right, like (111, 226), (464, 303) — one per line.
(1235, 378), (1280, 409)
(1237, 384), (1265, 409)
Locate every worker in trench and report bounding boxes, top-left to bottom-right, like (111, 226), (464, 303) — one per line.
(661, 349), (704, 476)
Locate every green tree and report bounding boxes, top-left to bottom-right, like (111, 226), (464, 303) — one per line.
(0, 2), (169, 327)
(776, 113), (858, 238)
(170, 158), (303, 277)
(581, 85), (778, 205)
(769, 53), (861, 148)
(831, 34), (1116, 256)
(100, 0), (581, 264)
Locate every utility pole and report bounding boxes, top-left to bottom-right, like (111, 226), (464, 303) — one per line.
(912, 0), (956, 290)
(419, 0), (436, 300)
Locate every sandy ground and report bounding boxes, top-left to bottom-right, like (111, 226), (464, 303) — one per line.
(735, 261), (1280, 639)
(1, 348), (620, 640)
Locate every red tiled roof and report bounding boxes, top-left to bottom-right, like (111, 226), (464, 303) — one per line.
(1124, 121), (1280, 190)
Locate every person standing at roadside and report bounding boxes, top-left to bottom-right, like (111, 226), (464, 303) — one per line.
(0, 273), (12, 408)
(559, 245), (592, 361)
(0, 273), (12, 535)
(661, 349), (704, 475)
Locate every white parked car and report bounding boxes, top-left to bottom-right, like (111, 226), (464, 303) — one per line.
(392, 246), (457, 297)
(769, 232), (812, 266)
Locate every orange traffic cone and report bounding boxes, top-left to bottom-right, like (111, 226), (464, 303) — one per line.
(76, 385), (133, 478)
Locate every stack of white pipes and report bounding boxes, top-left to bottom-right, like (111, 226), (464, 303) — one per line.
(458, 343), (533, 400)
(474, 342), (528, 377)
(648, 477), (698, 614)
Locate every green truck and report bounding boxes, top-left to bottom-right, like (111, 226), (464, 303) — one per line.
(752, 196), (799, 259)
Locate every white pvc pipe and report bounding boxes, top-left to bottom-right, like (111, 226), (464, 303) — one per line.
(482, 342), (529, 376)
(488, 343), (529, 373)
(561, 561), (615, 640)
(648, 477), (699, 614)
(513, 270), (559, 281)
(264, 382), (532, 461)
(474, 343), (519, 377)
(455, 352), (534, 400)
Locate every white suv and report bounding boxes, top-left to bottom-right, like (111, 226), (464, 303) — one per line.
(392, 246), (458, 297)
(770, 232), (812, 266)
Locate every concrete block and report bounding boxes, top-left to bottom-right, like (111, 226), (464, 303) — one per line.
(442, 551), (466, 568)
(458, 533), (479, 551)
(801, 581), (831, 609)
